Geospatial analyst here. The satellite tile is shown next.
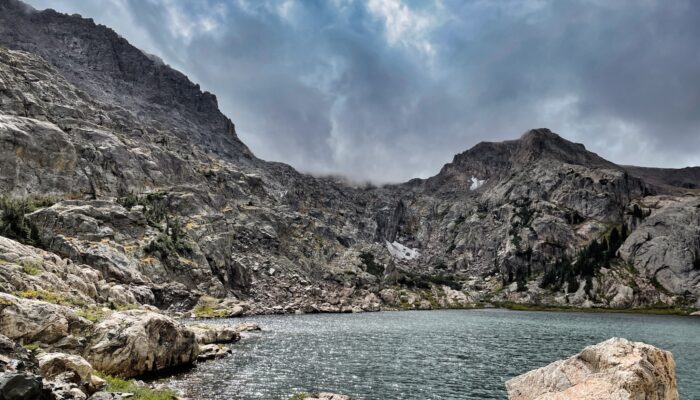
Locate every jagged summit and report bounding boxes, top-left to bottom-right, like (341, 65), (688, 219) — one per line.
(0, 0), (253, 162)
(426, 128), (621, 194)
(0, 0), (699, 343)
(514, 128), (617, 168)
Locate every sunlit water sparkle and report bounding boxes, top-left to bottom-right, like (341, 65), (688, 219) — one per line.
(160, 309), (700, 399)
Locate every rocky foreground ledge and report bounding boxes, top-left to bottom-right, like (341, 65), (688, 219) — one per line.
(0, 293), (260, 399)
(506, 337), (678, 400)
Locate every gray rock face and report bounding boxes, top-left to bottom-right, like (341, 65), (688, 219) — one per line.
(0, 372), (48, 400)
(0, 334), (37, 374)
(85, 310), (197, 378)
(0, 293), (91, 348)
(0, 0), (698, 333)
(619, 196), (700, 305)
(506, 337), (678, 400)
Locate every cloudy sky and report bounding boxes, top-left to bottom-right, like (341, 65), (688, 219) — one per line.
(27, 0), (700, 183)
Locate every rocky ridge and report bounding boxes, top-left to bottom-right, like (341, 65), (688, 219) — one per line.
(0, 0), (699, 397)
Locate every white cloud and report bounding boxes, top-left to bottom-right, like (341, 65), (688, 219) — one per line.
(367, 0), (436, 55)
(159, 0), (223, 41)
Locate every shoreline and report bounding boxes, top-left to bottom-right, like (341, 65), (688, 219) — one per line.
(185, 302), (699, 322)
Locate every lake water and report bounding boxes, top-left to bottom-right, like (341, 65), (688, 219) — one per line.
(162, 309), (700, 399)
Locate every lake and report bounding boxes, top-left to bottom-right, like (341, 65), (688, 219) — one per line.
(162, 309), (700, 399)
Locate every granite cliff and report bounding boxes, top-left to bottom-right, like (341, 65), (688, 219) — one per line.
(0, 0), (698, 397)
(0, 0), (698, 318)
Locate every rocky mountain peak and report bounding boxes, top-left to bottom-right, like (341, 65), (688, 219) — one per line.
(513, 128), (616, 169)
(427, 128), (620, 194)
(0, 0), (253, 162)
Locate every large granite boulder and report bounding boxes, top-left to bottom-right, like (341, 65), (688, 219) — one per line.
(506, 337), (678, 400)
(0, 293), (91, 349)
(84, 310), (197, 378)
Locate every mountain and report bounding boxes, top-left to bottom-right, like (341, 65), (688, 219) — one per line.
(0, 0), (698, 327)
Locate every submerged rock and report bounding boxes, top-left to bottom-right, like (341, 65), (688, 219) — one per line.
(196, 344), (231, 361)
(506, 337), (678, 400)
(294, 393), (351, 400)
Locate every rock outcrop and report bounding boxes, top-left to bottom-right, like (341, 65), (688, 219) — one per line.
(84, 310), (197, 378)
(0, 0), (698, 323)
(619, 196), (700, 306)
(0, 293), (92, 350)
(506, 337), (678, 400)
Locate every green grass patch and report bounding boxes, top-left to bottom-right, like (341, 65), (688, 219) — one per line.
(19, 259), (42, 275)
(22, 343), (40, 352)
(96, 372), (177, 400)
(493, 301), (695, 316)
(14, 289), (86, 307)
(77, 306), (111, 323)
(191, 296), (230, 318)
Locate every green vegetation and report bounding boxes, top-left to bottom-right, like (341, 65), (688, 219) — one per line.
(19, 259), (42, 275)
(288, 393), (310, 400)
(0, 196), (56, 247)
(359, 252), (384, 276)
(396, 271), (462, 290)
(494, 301), (695, 316)
(77, 306), (111, 323)
(14, 289), (86, 307)
(15, 289), (65, 304)
(540, 225), (629, 293)
(22, 343), (41, 352)
(96, 372), (176, 400)
(629, 204), (651, 220)
(144, 217), (193, 259)
(117, 192), (168, 226)
(509, 198), (535, 251)
(192, 296), (228, 318)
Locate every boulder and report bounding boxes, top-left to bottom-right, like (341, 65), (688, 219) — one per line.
(0, 335), (38, 374)
(302, 393), (352, 400)
(37, 352), (105, 394)
(505, 337), (678, 400)
(0, 293), (91, 348)
(234, 322), (261, 333)
(188, 325), (240, 345)
(188, 322), (260, 345)
(84, 310), (197, 378)
(0, 372), (49, 400)
(196, 344), (231, 361)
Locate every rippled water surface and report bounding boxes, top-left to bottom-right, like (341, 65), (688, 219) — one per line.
(162, 310), (700, 399)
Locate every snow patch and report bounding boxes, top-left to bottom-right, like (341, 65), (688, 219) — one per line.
(385, 240), (420, 260)
(469, 176), (486, 191)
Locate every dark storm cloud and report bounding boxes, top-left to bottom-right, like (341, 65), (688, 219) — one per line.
(26, 0), (700, 182)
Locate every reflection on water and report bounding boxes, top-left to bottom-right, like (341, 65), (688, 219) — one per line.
(162, 309), (700, 399)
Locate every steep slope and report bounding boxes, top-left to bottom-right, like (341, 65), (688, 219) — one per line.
(0, 0), (698, 321)
(0, 0), (251, 163)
